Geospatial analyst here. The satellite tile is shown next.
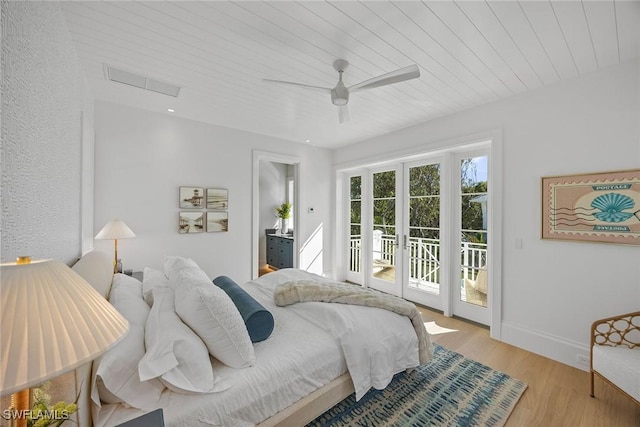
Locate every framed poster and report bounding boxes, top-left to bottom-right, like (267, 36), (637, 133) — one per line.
(541, 169), (640, 245)
(179, 187), (204, 208)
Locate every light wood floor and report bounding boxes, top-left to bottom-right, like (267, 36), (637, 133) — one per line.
(418, 307), (640, 427)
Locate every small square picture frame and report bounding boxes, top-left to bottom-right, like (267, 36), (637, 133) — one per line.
(207, 211), (228, 232)
(179, 211), (204, 234)
(180, 187), (204, 209)
(207, 188), (229, 210)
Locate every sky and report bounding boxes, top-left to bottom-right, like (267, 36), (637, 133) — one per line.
(470, 156), (488, 183)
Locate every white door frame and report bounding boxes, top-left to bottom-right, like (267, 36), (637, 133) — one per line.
(251, 150), (301, 280)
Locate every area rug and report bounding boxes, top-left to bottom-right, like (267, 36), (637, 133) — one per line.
(307, 344), (527, 427)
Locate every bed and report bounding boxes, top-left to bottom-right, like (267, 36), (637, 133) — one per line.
(71, 251), (430, 426)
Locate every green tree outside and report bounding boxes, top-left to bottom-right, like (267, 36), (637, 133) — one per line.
(349, 158), (486, 242)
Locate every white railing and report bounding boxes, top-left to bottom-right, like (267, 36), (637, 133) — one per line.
(408, 237), (440, 284)
(348, 235), (487, 283)
(461, 241), (487, 280)
(349, 235), (362, 272)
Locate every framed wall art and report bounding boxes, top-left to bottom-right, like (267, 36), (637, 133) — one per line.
(207, 211), (228, 232)
(179, 187), (204, 208)
(179, 212), (204, 234)
(207, 188), (229, 210)
(541, 169), (640, 245)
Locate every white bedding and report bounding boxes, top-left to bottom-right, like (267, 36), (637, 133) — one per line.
(263, 270), (420, 400)
(95, 269), (420, 427)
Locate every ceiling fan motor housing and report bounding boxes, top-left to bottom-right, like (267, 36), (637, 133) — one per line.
(331, 83), (349, 106)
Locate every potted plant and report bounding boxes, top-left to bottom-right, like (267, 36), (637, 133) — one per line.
(276, 202), (291, 234)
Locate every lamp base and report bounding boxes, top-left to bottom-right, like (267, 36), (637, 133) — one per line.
(9, 388), (30, 427)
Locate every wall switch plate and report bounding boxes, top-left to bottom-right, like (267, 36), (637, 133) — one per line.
(515, 237), (523, 249)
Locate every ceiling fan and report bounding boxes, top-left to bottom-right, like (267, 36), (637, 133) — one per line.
(263, 59), (420, 124)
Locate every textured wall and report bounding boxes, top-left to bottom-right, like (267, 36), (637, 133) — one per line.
(1, 1), (88, 264)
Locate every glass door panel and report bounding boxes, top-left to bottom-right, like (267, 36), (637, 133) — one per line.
(454, 153), (490, 325)
(370, 168), (401, 295)
(402, 160), (444, 309)
(407, 163), (441, 294)
(349, 176), (362, 276)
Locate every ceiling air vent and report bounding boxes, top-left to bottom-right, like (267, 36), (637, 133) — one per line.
(105, 65), (181, 97)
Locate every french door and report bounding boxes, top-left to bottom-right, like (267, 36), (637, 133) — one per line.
(368, 166), (402, 297)
(452, 150), (490, 325)
(345, 150), (490, 325)
(401, 158), (447, 309)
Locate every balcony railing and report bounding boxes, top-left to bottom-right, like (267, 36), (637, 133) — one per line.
(349, 234), (487, 285)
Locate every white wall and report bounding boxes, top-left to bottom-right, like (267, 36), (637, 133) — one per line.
(334, 60), (640, 370)
(0, 1), (93, 264)
(94, 101), (334, 284)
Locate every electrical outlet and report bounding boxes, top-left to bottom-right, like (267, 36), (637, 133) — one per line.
(576, 354), (589, 365)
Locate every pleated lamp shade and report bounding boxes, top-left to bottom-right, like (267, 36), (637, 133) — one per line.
(95, 219), (136, 240)
(0, 259), (129, 396)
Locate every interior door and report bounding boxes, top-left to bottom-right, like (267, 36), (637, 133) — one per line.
(401, 158), (446, 309)
(368, 166), (402, 296)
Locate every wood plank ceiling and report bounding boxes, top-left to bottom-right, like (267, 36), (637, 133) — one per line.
(60, 1), (640, 149)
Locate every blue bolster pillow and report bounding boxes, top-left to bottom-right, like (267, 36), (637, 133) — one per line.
(212, 276), (274, 343)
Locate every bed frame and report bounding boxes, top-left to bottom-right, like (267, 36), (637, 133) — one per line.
(71, 251), (354, 426)
(258, 373), (354, 426)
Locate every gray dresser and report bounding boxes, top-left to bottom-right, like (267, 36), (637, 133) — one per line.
(266, 233), (294, 269)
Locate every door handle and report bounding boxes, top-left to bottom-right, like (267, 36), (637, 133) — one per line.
(394, 234), (400, 247)
(403, 235), (408, 250)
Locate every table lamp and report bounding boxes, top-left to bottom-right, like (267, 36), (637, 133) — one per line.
(0, 257), (129, 426)
(95, 219), (136, 273)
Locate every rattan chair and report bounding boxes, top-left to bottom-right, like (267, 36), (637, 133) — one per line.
(590, 311), (640, 405)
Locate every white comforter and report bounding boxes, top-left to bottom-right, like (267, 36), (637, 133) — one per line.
(95, 269), (420, 426)
(258, 269), (420, 400)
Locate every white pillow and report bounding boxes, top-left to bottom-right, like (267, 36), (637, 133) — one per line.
(142, 267), (169, 306)
(163, 256), (201, 285)
(91, 274), (165, 409)
(172, 268), (255, 368)
(139, 287), (221, 394)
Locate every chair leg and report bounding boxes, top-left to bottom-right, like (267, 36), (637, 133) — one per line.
(590, 371), (595, 398)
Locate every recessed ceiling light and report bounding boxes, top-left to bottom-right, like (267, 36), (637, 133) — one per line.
(305, 139), (311, 143)
(167, 108), (175, 113)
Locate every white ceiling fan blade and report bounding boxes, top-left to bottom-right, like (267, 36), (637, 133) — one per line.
(262, 79), (331, 94)
(338, 105), (350, 124)
(349, 64), (420, 93)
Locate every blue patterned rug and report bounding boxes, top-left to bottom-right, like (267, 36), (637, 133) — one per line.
(307, 344), (527, 427)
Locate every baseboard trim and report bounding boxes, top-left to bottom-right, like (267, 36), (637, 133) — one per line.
(501, 321), (590, 372)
